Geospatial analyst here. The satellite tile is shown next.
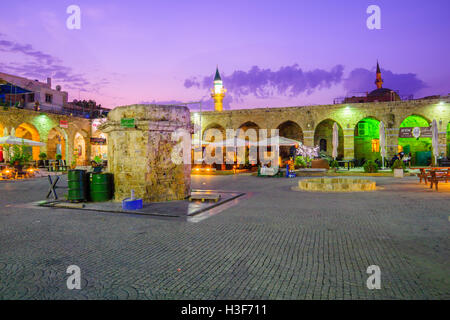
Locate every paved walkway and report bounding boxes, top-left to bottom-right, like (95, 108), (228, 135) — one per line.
(0, 175), (449, 299)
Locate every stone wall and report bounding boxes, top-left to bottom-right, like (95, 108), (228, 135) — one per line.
(99, 104), (192, 203)
(195, 98), (450, 160)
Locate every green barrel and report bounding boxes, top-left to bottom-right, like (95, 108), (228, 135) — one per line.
(89, 173), (113, 202)
(68, 170), (88, 202)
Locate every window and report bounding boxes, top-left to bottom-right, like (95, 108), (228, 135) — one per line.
(358, 122), (368, 136)
(45, 94), (53, 103)
(371, 139), (380, 152)
(27, 93), (35, 102)
(320, 139), (327, 152)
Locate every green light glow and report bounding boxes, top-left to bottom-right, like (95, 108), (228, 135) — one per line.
(354, 117), (380, 162)
(399, 115), (431, 166)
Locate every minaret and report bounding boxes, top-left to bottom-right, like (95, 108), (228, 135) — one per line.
(211, 66), (226, 112)
(375, 61), (383, 89)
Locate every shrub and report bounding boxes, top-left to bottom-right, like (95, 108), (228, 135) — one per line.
(363, 160), (378, 173)
(294, 156), (307, 168)
(56, 154), (62, 160)
(5, 144), (32, 166)
(329, 160), (339, 169)
(391, 159), (406, 172)
(39, 152), (47, 160)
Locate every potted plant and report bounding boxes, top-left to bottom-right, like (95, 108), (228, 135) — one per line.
(6, 144), (32, 172)
(392, 159), (406, 178)
(38, 152), (47, 167)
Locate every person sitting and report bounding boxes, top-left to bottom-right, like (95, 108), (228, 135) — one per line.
(91, 160), (103, 173)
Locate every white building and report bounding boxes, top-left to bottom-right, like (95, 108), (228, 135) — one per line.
(0, 72), (68, 110)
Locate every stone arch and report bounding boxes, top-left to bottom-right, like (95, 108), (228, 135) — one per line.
(202, 122), (226, 142)
(47, 126), (68, 160)
(237, 121), (260, 140)
(277, 120), (303, 161)
(276, 120), (304, 142)
(398, 114), (431, 166)
(354, 117), (381, 162)
(91, 130), (108, 161)
(73, 132), (87, 165)
(314, 119), (344, 159)
(15, 122), (41, 160)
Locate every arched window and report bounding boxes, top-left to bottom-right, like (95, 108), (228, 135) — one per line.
(320, 139), (327, 152)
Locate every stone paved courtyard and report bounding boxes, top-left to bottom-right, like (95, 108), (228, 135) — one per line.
(0, 174), (449, 299)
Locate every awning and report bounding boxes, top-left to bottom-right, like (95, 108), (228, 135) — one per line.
(0, 136), (45, 146)
(0, 80), (32, 95)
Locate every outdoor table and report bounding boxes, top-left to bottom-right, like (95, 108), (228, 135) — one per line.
(337, 160), (353, 171)
(416, 167), (450, 184)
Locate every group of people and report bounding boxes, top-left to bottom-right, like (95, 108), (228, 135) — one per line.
(391, 152), (412, 167)
(373, 152), (412, 168)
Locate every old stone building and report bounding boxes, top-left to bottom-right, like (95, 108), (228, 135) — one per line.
(201, 63), (450, 166)
(196, 97), (450, 165)
(0, 107), (94, 164)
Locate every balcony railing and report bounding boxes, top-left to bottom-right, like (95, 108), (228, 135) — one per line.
(0, 101), (108, 119)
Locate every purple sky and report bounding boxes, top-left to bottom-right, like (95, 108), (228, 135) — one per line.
(1, 0), (449, 110)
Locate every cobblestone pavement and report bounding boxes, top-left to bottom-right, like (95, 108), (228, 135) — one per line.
(0, 175), (449, 299)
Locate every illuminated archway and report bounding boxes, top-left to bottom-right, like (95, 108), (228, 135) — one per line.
(0, 123), (4, 137)
(314, 119), (344, 159)
(399, 115), (431, 166)
(202, 123), (226, 142)
(15, 122), (41, 160)
(91, 132), (108, 161)
(47, 127), (66, 160)
(354, 117), (380, 162)
(74, 132), (86, 165)
(277, 121), (303, 160)
(277, 120), (303, 142)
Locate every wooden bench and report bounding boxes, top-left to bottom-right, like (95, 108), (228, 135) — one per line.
(417, 168), (430, 184)
(429, 169), (449, 191)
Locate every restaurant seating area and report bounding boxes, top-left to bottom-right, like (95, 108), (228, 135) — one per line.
(417, 167), (450, 191)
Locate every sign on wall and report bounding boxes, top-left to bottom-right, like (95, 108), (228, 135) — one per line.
(90, 138), (107, 145)
(60, 120), (68, 128)
(398, 127), (432, 138)
(120, 118), (135, 128)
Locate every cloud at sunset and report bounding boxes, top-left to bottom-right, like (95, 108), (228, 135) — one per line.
(0, 34), (97, 92)
(343, 68), (427, 97)
(185, 64), (428, 102)
(185, 65), (344, 99)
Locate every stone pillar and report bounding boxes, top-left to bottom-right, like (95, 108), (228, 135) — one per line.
(343, 128), (354, 160)
(386, 128), (399, 159)
(303, 130), (315, 147)
(438, 120), (448, 157)
(99, 104), (193, 203)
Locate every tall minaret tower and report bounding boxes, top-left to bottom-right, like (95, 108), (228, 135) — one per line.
(375, 61), (383, 89)
(211, 66), (226, 112)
